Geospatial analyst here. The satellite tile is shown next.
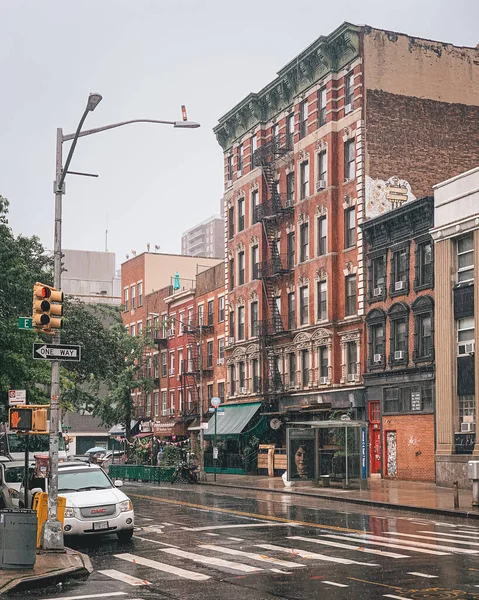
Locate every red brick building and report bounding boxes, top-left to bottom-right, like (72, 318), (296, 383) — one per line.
(214, 24), (479, 460)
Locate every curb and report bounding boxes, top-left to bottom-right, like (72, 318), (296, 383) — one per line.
(200, 481), (479, 520)
(0, 550), (92, 595)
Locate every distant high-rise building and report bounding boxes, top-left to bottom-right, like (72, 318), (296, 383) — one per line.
(181, 215), (223, 258)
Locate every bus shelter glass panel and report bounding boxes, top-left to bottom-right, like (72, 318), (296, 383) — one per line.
(317, 424), (361, 486)
(287, 428), (315, 481)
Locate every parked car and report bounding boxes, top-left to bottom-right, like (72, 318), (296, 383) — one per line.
(19, 461), (134, 541)
(0, 459), (25, 508)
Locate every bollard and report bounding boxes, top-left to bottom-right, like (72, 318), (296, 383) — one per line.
(453, 481), (459, 509)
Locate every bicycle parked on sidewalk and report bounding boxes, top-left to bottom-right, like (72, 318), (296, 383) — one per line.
(171, 461), (198, 484)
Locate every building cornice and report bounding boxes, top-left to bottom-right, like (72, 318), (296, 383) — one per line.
(213, 22), (361, 151)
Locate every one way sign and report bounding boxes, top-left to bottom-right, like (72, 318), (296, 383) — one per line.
(33, 343), (82, 362)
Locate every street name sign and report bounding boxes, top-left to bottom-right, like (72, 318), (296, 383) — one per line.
(9, 390), (26, 406)
(33, 343), (81, 362)
(18, 317), (34, 330)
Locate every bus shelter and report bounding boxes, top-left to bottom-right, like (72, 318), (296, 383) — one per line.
(286, 421), (368, 489)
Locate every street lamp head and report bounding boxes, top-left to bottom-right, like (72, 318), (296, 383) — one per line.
(174, 121), (200, 129)
(87, 93), (103, 112)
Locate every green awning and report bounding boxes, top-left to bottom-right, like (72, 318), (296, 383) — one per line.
(204, 402), (262, 438)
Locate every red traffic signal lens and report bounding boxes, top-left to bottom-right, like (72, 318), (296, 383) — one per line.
(41, 287), (51, 298)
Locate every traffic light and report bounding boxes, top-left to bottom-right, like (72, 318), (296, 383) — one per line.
(8, 406), (48, 432)
(32, 282), (63, 332)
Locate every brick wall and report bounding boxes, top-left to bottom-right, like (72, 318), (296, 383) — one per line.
(382, 414), (435, 481)
(366, 91), (479, 197)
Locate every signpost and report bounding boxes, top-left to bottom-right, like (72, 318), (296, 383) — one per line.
(33, 343), (81, 362)
(18, 317), (34, 330)
(8, 390), (26, 406)
(211, 397), (221, 481)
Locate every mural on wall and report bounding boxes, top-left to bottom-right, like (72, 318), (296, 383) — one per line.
(365, 176), (416, 219)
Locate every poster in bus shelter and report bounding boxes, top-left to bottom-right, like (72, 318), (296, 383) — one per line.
(287, 428), (315, 480)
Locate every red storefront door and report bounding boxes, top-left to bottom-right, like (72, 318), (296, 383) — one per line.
(369, 401), (381, 474)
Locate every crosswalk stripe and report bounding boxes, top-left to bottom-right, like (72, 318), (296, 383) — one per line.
(44, 594), (128, 600)
(199, 544), (304, 568)
(384, 595), (413, 600)
(457, 530), (479, 536)
(255, 543), (377, 567)
(322, 534), (449, 556)
(330, 532), (478, 555)
(322, 581), (348, 587)
(98, 569), (151, 586)
(159, 547), (261, 572)
(288, 536), (409, 558)
(383, 531), (479, 550)
(408, 572), (437, 578)
(114, 553), (210, 581)
(182, 523), (295, 531)
(417, 530), (479, 541)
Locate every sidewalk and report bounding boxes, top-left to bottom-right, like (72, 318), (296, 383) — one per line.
(0, 548), (92, 595)
(201, 474), (479, 520)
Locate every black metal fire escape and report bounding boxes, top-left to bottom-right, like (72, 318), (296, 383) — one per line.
(253, 133), (294, 407)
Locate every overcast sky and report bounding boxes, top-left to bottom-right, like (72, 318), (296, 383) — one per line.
(1, 0), (477, 268)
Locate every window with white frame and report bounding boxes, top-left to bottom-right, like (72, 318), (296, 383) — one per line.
(227, 155), (233, 181)
(238, 305), (245, 340)
(179, 311), (185, 334)
(300, 161), (309, 200)
(169, 352), (175, 374)
(161, 352), (167, 377)
(300, 222), (309, 262)
(251, 190), (259, 225)
(457, 234), (474, 283)
(169, 390), (175, 411)
(344, 139), (355, 181)
(198, 304), (204, 326)
(238, 144), (244, 173)
(347, 342), (357, 377)
(299, 100), (308, 139)
(317, 151), (327, 189)
(317, 215), (327, 256)
(137, 321), (143, 336)
(318, 86), (327, 126)
(161, 391), (167, 416)
(301, 349), (310, 386)
(317, 280), (327, 321)
(130, 285), (136, 309)
(130, 323), (135, 336)
(345, 71), (354, 108)
(300, 286), (309, 325)
(123, 288), (129, 312)
(218, 337), (225, 359)
(218, 296), (225, 322)
(153, 391), (159, 417)
(251, 134), (257, 168)
(138, 281), (143, 307)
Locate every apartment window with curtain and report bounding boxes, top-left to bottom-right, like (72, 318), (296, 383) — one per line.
(238, 144), (244, 173)
(345, 275), (356, 316)
(344, 207), (356, 249)
(317, 280), (327, 321)
(207, 300), (214, 326)
(344, 139), (355, 180)
(345, 72), (354, 108)
(300, 222), (309, 263)
(288, 291), (295, 330)
(319, 346), (328, 379)
(252, 245), (259, 279)
(218, 337), (225, 359)
(137, 281), (143, 307)
(238, 198), (245, 232)
(251, 190), (259, 224)
(299, 100), (308, 139)
(416, 240), (434, 289)
(300, 161), (309, 200)
(238, 306), (245, 340)
(272, 122), (279, 142)
(229, 257), (234, 290)
(123, 288), (129, 312)
(300, 286), (309, 325)
(130, 323), (135, 336)
(228, 206), (234, 239)
(286, 172), (295, 206)
(250, 301), (258, 337)
(457, 234), (474, 283)
(229, 365), (235, 395)
(131, 285), (136, 309)
(198, 304), (204, 326)
(161, 391), (167, 416)
(301, 349), (310, 386)
(287, 232), (295, 269)
(286, 113), (294, 147)
(218, 382), (225, 402)
(318, 86), (327, 126)
(251, 134), (257, 168)
(187, 347), (193, 372)
(238, 251), (245, 285)
(218, 296), (225, 322)
(317, 151), (327, 189)
(288, 353), (296, 388)
(317, 216), (327, 256)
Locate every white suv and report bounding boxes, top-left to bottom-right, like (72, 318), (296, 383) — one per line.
(21, 461), (134, 541)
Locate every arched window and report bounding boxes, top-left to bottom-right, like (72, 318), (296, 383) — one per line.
(366, 309), (386, 368)
(412, 296), (434, 361)
(388, 302), (410, 366)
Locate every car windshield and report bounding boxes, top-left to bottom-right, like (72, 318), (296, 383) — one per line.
(58, 469), (112, 492)
(4, 466), (24, 484)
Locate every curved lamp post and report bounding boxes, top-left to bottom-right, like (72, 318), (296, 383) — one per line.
(42, 94), (200, 551)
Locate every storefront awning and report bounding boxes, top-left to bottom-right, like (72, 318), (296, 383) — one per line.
(204, 403), (262, 438)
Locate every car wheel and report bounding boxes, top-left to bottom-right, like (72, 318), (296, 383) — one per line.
(117, 529), (133, 542)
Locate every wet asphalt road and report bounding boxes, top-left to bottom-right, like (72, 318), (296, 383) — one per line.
(22, 481), (479, 600)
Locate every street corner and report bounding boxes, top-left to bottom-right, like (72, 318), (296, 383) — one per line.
(0, 548), (92, 595)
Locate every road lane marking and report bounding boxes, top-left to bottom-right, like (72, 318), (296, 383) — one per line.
(199, 544), (305, 568)
(98, 569), (151, 586)
(204, 533), (220, 536)
(407, 572), (437, 578)
(384, 595), (413, 600)
(45, 594), (128, 600)
(128, 492), (365, 534)
(323, 534), (448, 556)
(289, 535), (409, 558)
(419, 530), (479, 540)
(382, 531), (479, 552)
(322, 581), (348, 587)
(255, 543), (377, 566)
(270, 568), (292, 574)
(183, 523), (295, 531)
(348, 577), (401, 590)
(228, 537), (244, 541)
(159, 547), (261, 573)
(114, 553), (210, 581)
(132, 535), (178, 547)
(330, 533), (478, 554)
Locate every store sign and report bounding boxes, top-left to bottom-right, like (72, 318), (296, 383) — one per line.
(411, 392), (421, 411)
(153, 421), (175, 435)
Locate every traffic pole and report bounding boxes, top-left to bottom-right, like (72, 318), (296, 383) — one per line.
(214, 407), (217, 482)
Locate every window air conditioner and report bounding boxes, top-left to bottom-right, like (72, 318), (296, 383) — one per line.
(458, 342), (475, 356)
(316, 179), (326, 191)
(168, 368), (175, 375)
(320, 376), (328, 385)
(394, 351), (405, 360)
(373, 287), (383, 297)
(217, 358), (225, 365)
(345, 103), (353, 114)
(373, 354), (382, 363)
(347, 374), (356, 382)
(461, 422), (475, 433)
(226, 179), (233, 188)
(395, 280), (405, 291)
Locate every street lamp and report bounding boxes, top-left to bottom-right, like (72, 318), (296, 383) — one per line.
(42, 95), (200, 551)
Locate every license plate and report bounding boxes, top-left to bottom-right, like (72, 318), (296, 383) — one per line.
(93, 521), (109, 530)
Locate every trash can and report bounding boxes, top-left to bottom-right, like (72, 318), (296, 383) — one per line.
(0, 509), (37, 569)
(33, 493), (66, 548)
